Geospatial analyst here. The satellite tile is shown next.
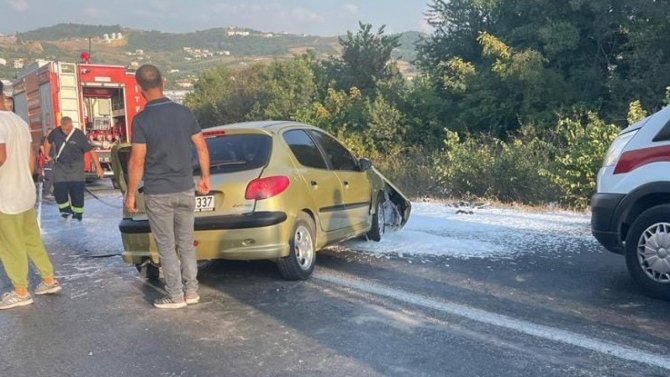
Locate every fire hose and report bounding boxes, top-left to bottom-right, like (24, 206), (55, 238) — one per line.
(84, 186), (123, 209)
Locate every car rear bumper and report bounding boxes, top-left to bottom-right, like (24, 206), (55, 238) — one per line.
(591, 193), (626, 254)
(120, 211), (291, 264)
(120, 211), (287, 234)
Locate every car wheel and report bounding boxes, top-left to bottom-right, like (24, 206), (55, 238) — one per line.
(277, 212), (316, 280)
(136, 262), (161, 281)
(366, 192), (385, 242)
(625, 205), (670, 300)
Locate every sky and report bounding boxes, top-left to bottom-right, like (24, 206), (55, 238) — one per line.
(1, 0), (432, 36)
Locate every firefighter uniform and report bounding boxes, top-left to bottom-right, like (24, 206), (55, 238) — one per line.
(47, 127), (94, 220)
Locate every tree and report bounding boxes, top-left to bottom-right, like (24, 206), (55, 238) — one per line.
(185, 58), (316, 127)
(416, 0), (670, 135)
(327, 22), (402, 96)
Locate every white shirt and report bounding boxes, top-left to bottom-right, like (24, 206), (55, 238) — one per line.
(0, 111), (36, 214)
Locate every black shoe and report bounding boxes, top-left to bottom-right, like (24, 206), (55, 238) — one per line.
(60, 211), (72, 219)
(73, 213), (82, 221)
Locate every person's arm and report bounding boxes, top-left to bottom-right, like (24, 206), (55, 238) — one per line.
(191, 132), (210, 195)
(0, 125), (6, 167)
(43, 139), (52, 161)
(124, 117), (146, 213)
(124, 143), (146, 213)
(29, 147), (36, 173)
(88, 150), (105, 178)
(0, 143), (6, 167)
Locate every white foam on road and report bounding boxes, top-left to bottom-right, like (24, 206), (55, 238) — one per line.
(315, 270), (670, 371)
(343, 202), (596, 259)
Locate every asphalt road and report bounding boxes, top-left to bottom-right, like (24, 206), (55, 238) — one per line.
(0, 183), (668, 377)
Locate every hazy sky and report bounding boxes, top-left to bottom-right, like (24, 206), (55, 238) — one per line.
(1, 0), (432, 36)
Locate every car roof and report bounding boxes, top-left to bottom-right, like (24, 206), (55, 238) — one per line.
(205, 121), (319, 133)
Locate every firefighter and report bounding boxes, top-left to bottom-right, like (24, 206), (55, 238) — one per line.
(43, 116), (104, 221)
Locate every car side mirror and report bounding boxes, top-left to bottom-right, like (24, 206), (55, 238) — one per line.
(359, 158), (372, 171)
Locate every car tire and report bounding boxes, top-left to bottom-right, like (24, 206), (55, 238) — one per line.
(625, 204), (670, 300)
(366, 192), (385, 242)
(277, 212), (316, 281)
(136, 262), (161, 281)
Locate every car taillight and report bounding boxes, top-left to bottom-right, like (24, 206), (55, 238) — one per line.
(245, 176), (290, 200)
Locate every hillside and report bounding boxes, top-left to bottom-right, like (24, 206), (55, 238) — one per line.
(0, 23), (423, 87)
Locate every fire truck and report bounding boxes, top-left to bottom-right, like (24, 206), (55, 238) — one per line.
(12, 60), (146, 177)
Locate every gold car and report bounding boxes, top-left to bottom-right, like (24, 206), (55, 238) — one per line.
(111, 121), (411, 280)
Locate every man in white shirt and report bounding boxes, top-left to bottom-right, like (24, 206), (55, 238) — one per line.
(0, 80), (61, 310)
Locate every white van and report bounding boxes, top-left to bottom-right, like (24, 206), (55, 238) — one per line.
(592, 106), (670, 299)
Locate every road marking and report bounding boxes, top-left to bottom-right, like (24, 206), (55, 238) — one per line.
(314, 270), (670, 371)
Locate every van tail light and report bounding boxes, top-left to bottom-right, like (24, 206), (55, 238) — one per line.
(604, 130), (637, 168)
(245, 176), (290, 200)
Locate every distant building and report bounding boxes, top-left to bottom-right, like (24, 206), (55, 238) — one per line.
(227, 29), (250, 37)
(164, 90), (191, 104)
(0, 79), (11, 91)
(0, 58), (7, 66)
(13, 59), (24, 69)
(0, 34), (17, 44)
(176, 80), (193, 89)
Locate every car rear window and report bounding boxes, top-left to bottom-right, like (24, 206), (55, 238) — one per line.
(193, 134), (272, 174)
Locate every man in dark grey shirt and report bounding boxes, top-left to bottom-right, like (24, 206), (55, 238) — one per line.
(44, 117), (104, 220)
(124, 64), (210, 310)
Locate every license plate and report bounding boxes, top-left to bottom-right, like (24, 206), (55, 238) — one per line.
(195, 195), (215, 212)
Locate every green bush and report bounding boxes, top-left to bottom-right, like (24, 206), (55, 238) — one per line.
(433, 130), (560, 204)
(546, 113), (620, 208)
(372, 147), (442, 198)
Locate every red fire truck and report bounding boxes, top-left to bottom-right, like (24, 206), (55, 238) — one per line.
(12, 60), (146, 177)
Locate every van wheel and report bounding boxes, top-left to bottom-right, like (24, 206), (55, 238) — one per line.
(366, 192), (385, 242)
(277, 212), (316, 280)
(625, 205), (670, 300)
(136, 262), (161, 281)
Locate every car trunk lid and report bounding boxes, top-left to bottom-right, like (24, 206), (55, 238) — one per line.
(111, 129), (273, 220)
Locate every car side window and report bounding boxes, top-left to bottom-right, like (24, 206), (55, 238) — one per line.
(283, 130), (329, 170)
(308, 130), (360, 172)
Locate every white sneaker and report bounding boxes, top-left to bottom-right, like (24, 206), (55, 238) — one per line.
(185, 292), (200, 305)
(35, 280), (62, 295)
(0, 291), (34, 310)
(154, 296), (187, 309)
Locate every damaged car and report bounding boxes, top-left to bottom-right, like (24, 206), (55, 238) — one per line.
(111, 121), (411, 280)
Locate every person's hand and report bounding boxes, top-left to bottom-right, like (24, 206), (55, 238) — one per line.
(96, 169), (105, 179)
(198, 177), (210, 195)
(124, 193), (137, 213)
